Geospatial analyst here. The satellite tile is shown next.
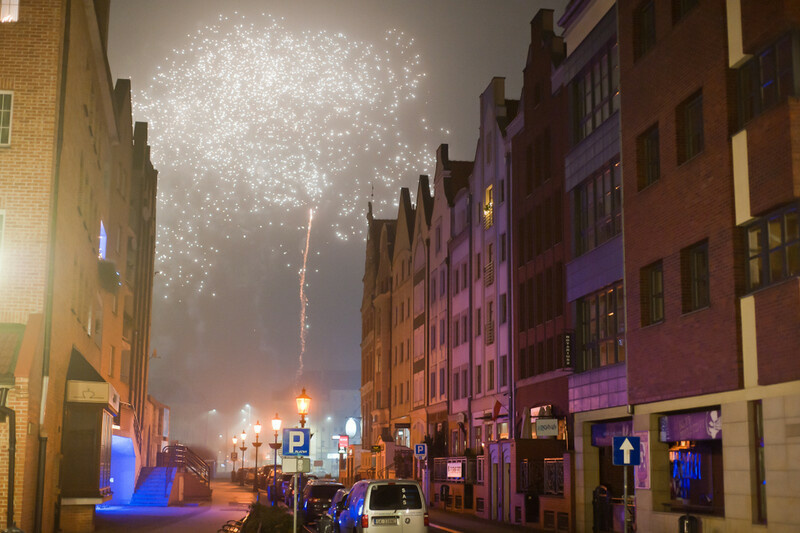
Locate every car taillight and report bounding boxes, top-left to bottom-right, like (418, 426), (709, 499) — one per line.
(361, 514), (369, 528)
(424, 513), (429, 526)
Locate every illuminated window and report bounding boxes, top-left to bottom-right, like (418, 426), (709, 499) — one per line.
(98, 221), (107, 259)
(746, 203), (800, 292)
(0, 91), (12, 145)
(576, 282), (626, 372)
(0, 0), (19, 23)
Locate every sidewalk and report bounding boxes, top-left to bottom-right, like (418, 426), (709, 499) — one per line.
(95, 479), (256, 532)
(428, 507), (547, 533)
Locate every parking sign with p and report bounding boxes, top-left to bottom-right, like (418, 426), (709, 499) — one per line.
(282, 428), (311, 456)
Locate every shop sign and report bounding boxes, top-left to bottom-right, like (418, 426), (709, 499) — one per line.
(371, 445), (382, 453)
(659, 409), (722, 442)
(338, 435), (349, 452)
(66, 380), (120, 413)
(634, 431), (650, 489)
(535, 418), (559, 437)
(446, 461), (463, 479)
(563, 331), (574, 367)
(591, 420), (632, 447)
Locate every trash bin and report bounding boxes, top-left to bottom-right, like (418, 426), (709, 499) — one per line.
(679, 513), (700, 533)
(592, 485), (611, 532)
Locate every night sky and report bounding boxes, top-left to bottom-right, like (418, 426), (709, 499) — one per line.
(107, 0), (564, 447)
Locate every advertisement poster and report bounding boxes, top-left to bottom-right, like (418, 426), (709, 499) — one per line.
(634, 430), (650, 489)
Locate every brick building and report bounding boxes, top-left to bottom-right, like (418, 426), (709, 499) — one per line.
(620, 0), (800, 530)
(0, 1), (163, 531)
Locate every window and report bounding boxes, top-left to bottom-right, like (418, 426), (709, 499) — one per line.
(435, 225), (442, 252)
(440, 271), (445, 296)
(576, 282), (626, 372)
(500, 355), (508, 388)
(572, 40), (619, 143)
(641, 261), (664, 325)
(476, 365), (482, 394)
(475, 253), (481, 280)
(0, 0), (19, 22)
(499, 293), (507, 324)
(634, 1), (656, 61)
(0, 91), (12, 145)
(461, 370), (468, 398)
(431, 276), (437, 302)
(500, 233), (507, 262)
(677, 90), (704, 164)
(439, 368), (445, 397)
(672, 0), (698, 24)
(746, 203), (799, 292)
(475, 308), (481, 337)
(453, 372), (459, 399)
(738, 34), (798, 128)
(461, 316), (467, 344)
(431, 324), (436, 348)
(575, 160), (622, 255)
(430, 371), (436, 399)
(637, 124), (660, 189)
(0, 210), (4, 275)
(453, 319), (460, 347)
(488, 360), (495, 391)
(682, 240), (709, 312)
(440, 319), (445, 345)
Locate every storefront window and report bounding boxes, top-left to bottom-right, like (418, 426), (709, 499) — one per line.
(660, 409), (724, 515)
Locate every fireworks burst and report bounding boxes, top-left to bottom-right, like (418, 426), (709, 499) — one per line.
(136, 13), (443, 296)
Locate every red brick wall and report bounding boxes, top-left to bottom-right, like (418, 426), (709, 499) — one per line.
(619, 0), (742, 404)
(741, 0), (800, 53)
(755, 277), (800, 385)
(746, 100), (800, 216)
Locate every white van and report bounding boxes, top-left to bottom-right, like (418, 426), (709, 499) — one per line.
(338, 479), (428, 532)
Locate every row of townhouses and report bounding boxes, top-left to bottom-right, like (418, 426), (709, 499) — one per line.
(0, 2), (167, 532)
(359, 1), (800, 532)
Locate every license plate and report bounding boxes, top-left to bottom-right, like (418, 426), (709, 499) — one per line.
(373, 517), (398, 526)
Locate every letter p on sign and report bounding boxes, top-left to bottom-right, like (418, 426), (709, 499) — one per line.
(282, 428), (311, 456)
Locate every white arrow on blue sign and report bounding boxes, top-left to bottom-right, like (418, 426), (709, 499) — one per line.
(282, 428), (311, 457)
(612, 436), (641, 466)
(413, 443), (427, 459)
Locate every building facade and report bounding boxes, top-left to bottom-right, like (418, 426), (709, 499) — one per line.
(0, 1), (163, 531)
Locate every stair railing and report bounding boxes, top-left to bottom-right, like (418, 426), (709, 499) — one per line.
(161, 444), (211, 487)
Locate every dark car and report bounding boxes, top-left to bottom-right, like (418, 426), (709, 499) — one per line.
(316, 488), (348, 533)
(301, 480), (344, 524)
(284, 474), (316, 507)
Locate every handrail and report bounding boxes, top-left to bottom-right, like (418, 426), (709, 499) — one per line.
(161, 444), (211, 487)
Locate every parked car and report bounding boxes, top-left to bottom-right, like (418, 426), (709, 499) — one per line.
(301, 480), (344, 524)
(284, 474), (316, 507)
(316, 488), (348, 533)
(259, 465), (280, 489)
(235, 467), (254, 484)
(338, 479), (428, 533)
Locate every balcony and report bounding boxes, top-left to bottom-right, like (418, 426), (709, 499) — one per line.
(483, 204), (493, 229)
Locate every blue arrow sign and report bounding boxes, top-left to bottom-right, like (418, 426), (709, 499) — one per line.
(613, 436), (641, 466)
(282, 428), (311, 456)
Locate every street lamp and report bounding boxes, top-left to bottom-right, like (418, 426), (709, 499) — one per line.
(231, 436), (238, 480)
(239, 430), (248, 486)
(296, 388), (311, 428)
(252, 421), (263, 495)
(269, 413), (282, 506)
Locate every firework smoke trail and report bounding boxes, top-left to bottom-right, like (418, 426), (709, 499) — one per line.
(297, 208), (313, 383)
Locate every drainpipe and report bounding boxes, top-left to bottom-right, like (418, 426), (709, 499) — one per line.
(466, 192), (473, 454)
(506, 152), (516, 441)
(1, 388), (24, 533)
(35, 2), (71, 531)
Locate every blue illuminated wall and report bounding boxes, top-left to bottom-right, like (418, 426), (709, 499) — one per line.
(109, 435), (136, 505)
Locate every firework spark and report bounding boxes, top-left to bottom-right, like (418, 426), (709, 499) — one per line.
(135, 13), (443, 297)
(297, 208), (313, 383)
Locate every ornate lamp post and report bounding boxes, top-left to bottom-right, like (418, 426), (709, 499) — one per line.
(231, 436), (238, 480)
(296, 388), (311, 428)
(252, 421), (263, 495)
(268, 413), (282, 506)
(239, 430), (248, 486)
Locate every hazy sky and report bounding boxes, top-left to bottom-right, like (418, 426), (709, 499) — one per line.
(107, 0), (565, 444)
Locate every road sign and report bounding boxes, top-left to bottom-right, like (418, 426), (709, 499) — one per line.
(613, 436), (641, 466)
(231, 452), (237, 461)
(338, 435), (349, 452)
(414, 443), (427, 460)
(282, 457), (311, 473)
(282, 428), (311, 456)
